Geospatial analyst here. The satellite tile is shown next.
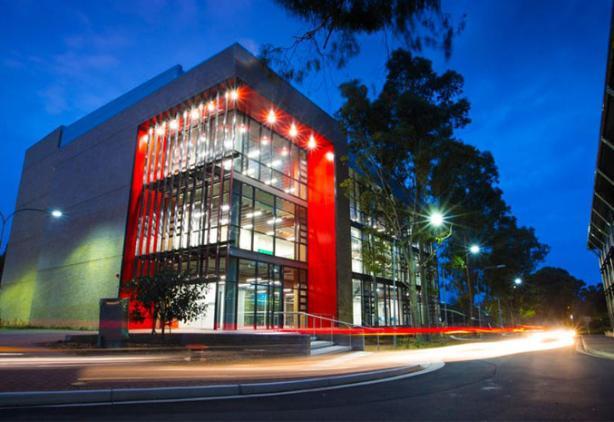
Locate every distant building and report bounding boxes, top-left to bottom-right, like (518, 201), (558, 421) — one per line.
(0, 44), (438, 330)
(588, 21), (614, 331)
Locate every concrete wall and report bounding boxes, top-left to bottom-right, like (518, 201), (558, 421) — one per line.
(0, 43), (352, 328)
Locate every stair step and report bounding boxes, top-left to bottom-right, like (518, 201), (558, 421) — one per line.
(310, 340), (334, 349)
(310, 345), (351, 356)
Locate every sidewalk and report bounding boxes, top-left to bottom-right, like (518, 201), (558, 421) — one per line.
(0, 330), (575, 407)
(580, 335), (614, 359)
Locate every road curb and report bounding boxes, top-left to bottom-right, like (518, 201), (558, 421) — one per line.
(0, 364), (433, 408)
(578, 337), (614, 360)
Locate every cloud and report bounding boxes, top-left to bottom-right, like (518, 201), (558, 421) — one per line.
(38, 84), (68, 115)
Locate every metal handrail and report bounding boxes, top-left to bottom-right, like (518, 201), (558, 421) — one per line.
(272, 311), (369, 348)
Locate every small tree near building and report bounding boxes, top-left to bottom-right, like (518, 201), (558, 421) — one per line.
(126, 269), (207, 336)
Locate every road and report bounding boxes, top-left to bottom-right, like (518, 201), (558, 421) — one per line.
(2, 343), (613, 421)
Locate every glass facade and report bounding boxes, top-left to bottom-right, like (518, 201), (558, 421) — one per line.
(128, 85), (310, 330)
(348, 170), (429, 327)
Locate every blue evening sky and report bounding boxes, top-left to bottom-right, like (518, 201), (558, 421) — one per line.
(0, 0), (610, 284)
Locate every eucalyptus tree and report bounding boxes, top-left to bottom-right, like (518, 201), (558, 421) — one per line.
(338, 49), (470, 325)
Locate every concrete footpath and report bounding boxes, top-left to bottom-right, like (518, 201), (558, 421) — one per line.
(579, 335), (614, 359)
(0, 363), (439, 408)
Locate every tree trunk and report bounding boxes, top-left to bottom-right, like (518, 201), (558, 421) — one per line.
(465, 253), (474, 325)
(406, 247), (420, 327)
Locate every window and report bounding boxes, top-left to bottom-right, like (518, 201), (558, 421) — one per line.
(235, 115), (307, 200)
(233, 182), (306, 262)
(351, 227), (363, 273)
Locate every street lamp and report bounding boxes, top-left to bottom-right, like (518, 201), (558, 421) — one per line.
(469, 244), (481, 255)
(513, 277), (522, 286)
(428, 211), (445, 228)
(0, 207), (63, 254)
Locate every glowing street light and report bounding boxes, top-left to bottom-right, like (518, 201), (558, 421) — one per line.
(1, 207), (63, 253)
(428, 211), (445, 228)
(469, 244), (481, 255)
(514, 277), (522, 286)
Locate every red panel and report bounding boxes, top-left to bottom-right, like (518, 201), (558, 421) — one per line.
(307, 144), (337, 322)
(120, 130), (154, 329)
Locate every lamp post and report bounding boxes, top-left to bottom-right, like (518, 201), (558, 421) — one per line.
(427, 210), (453, 327)
(0, 208), (63, 254)
(464, 243), (482, 326)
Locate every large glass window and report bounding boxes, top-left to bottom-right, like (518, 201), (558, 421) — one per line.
(351, 227), (363, 273)
(234, 182), (307, 262)
(236, 115), (308, 200)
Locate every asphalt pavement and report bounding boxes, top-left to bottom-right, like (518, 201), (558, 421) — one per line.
(2, 343), (613, 421)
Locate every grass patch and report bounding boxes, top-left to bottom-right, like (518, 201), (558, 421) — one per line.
(364, 335), (459, 351)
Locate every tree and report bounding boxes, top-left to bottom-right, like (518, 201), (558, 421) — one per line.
(337, 49), (549, 326)
(574, 284), (609, 333)
(430, 140), (510, 321)
(262, 0), (463, 82)
(338, 49), (470, 325)
(479, 216), (548, 325)
(520, 267), (585, 325)
(126, 269), (207, 336)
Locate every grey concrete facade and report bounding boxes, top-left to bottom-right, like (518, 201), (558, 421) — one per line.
(0, 44), (352, 329)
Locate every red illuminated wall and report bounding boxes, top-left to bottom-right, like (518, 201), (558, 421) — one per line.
(120, 130), (154, 329)
(307, 145), (337, 320)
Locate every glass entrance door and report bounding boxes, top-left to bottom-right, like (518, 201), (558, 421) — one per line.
(237, 259), (284, 329)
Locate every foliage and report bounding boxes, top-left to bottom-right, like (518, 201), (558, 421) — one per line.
(519, 267), (584, 325)
(261, 0), (463, 82)
(513, 268), (608, 332)
(125, 269), (207, 336)
(337, 49), (549, 324)
(338, 49), (470, 324)
(361, 232), (393, 278)
(575, 283), (609, 333)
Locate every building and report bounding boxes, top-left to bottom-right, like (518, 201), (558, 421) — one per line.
(0, 44), (437, 330)
(589, 21), (614, 331)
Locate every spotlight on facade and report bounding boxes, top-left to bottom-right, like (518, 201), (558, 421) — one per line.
(307, 134), (316, 150)
(50, 209), (63, 218)
(229, 89), (239, 101)
(469, 244), (481, 255)
(289, 123), (298, 137)
(325, 151), (335, 162)
(267, 109), (277, 124)
(428, 211), (444, 228)
(514, 277), (522, 286)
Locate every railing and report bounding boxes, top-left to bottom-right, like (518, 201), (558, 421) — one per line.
(272, 311), (367, 349)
